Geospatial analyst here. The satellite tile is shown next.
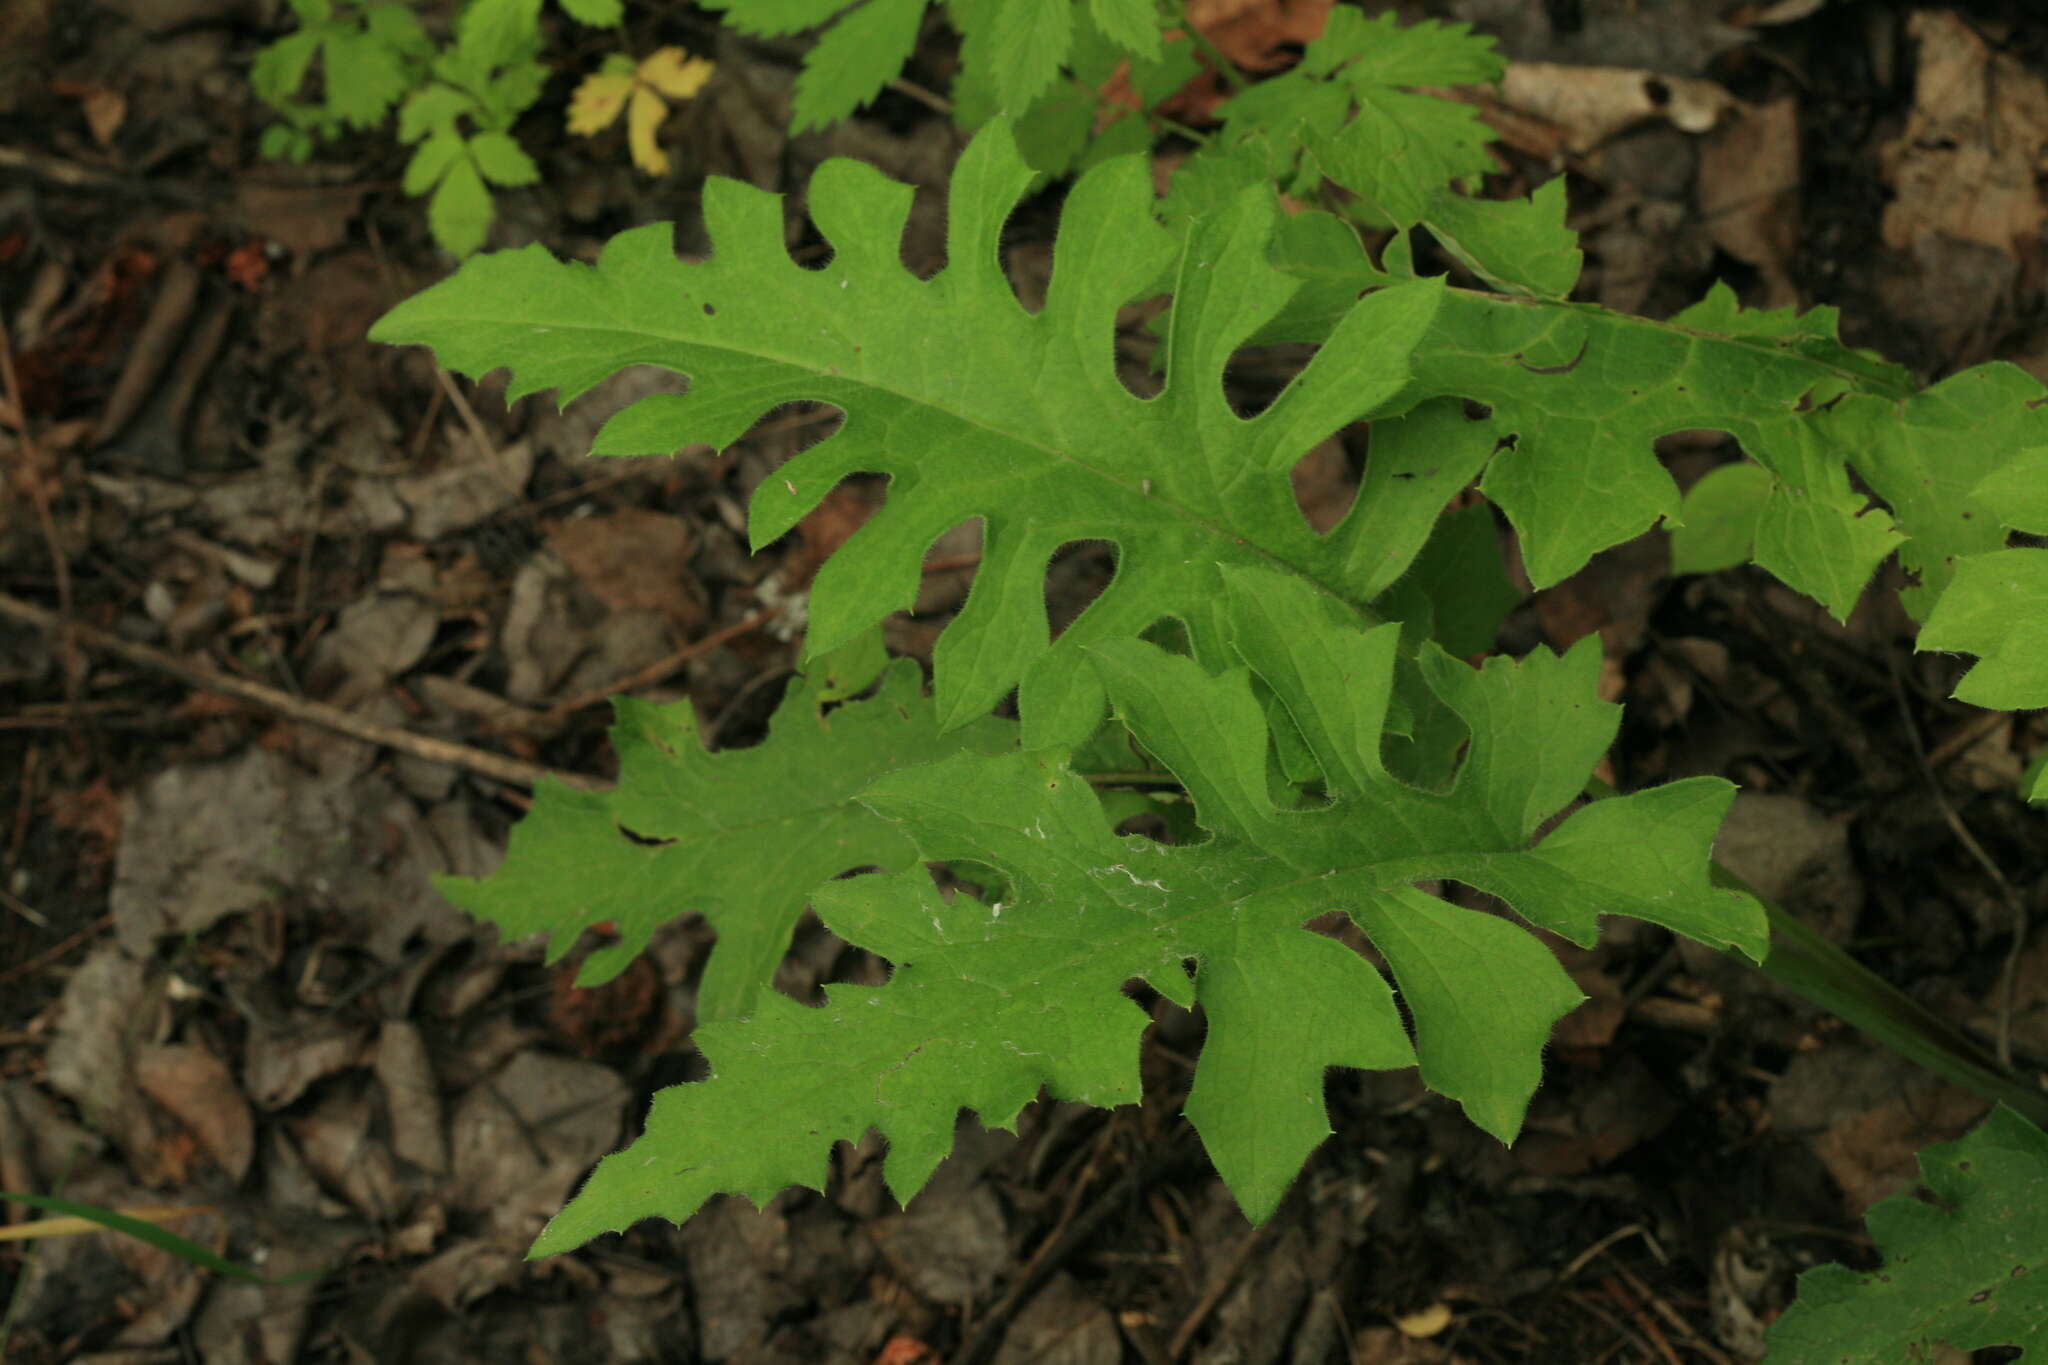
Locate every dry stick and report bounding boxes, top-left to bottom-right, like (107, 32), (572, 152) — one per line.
(1167, 1222), (1265, 1359)
(0, 307), (79, 701)
(0, 591), (600, 794)
(0, 915), (112, 990)
(1600, 1255), (1734, 1365)
(545, 605), (782, 721)
(949, 1144), (1154, 1365)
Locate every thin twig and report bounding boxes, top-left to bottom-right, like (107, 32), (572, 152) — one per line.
(0, 591), (600, 793)
(1168, 1221), (1265, 1358)
(545, 605), (781, 721)
(0, 915), (110, 989)
(0, 304), (80, 707)
(1887, 657), (2031, 1068)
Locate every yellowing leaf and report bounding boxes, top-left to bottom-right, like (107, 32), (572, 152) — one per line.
(628, 84), (671, 175)
(567, 46), (714, 175)
(568, 70), (634, 134)
(638, 46), (714, 100)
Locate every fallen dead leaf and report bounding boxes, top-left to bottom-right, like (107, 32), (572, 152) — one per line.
(132, 1041), (255, 1181)
(1499, 63), (1737, 154)
(1880, 10), (2048, 257)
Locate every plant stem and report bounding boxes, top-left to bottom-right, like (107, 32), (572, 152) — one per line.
(1170, 0), (1247, 93)
(1719, 861), (2048, 1130)
(1582, 778), (2048, 1131)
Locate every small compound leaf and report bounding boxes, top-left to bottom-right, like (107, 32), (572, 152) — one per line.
(791, 0), (925, 131)
(428, 154), (494, 257)
(988, 0), (1073, 110)
(469, 130), (540, 187)
(1088, 0), (1162, 61)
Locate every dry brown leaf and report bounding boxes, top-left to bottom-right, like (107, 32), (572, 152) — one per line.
(133, 1041), (255, 1181)
(1879, 9), (2048, 256)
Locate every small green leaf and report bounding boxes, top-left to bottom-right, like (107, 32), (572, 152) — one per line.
(469, 130), (540, 186)
(2021, 754), (2047, 805)
(556, 0), (623, 24)
(1670, 462), (1771, 574)
(428, 155), (494, 257)
(988, 0), (1072, 110)
(1088, 0), (1161, 61)
(790, 0), (925, 131)
(249, 29), (324, 103)
(398, 84), (476, 142)
(452, 0), (545, 72)
(403, 127), (465, 196)
(322, 25), (415, 127)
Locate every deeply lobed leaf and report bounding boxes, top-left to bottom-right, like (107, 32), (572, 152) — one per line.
(437, 660), (1013, 1024)
(371, 123), (1451, 744)
(525, 567), (1766, 1254)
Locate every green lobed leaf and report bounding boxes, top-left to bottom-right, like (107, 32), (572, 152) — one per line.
(435, 659), (1013, 1024)
(249, 29), (325, 105)
(1670, 461), (1771, 575)
(1916, 548), (2048, 710)
(1765, 1105), (2048, 1363)
(1824, 362), (2048, 617)
(1192, 8), (1583, 298)
(1971, 447), (2048, 533)
(321, 25), (416, 127)
(1253, 258), (1915, 607)
(526, 566), (1765, 1254)
(370, 121), (1450, 740)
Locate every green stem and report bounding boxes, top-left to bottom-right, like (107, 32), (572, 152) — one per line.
(1584, 779), (2048, 1130)
(1170, 0), (1247, 93)
(1721, 861), (2048, 1130)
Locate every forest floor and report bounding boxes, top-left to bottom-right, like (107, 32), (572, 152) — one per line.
(1, 1), (2045, 1362)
